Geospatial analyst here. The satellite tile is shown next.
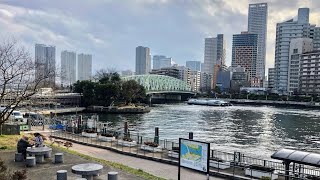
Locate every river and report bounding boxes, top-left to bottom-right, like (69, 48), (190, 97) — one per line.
(70, 104), (320, 159)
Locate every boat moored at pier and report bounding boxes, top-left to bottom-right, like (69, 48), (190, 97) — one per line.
(187, 99), (232, 106)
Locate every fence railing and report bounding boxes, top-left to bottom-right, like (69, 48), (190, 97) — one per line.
(50, 129), (320, 179)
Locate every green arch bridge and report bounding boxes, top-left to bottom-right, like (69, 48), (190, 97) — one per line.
(121, 75), (195, 102)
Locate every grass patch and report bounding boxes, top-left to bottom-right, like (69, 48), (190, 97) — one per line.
(51, 144), (165, 180)
(0, 134), (22, 151)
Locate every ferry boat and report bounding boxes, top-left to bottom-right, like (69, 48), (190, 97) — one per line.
(187, 99), (232, 106)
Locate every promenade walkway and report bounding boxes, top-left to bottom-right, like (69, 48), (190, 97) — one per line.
(61, 141), (225, 180)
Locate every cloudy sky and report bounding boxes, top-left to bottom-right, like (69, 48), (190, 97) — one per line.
(0, 0), (320, 75)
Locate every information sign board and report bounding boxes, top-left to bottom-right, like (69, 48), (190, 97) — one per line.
(179, 138), (210, 173)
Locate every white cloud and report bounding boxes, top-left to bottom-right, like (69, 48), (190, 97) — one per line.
(0, 0), (319, 75)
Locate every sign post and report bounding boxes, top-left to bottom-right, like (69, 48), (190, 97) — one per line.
(178, 138), (210, 180)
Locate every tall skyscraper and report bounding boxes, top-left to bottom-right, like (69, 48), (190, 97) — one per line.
(203, 34), (226, 75)
(232, 32), (258, 81)
(77, 53), (92, 81)
(248, 3), (268, 79)
(186, 61), (201, 71)
(61, 50), (76, 87)
(153, 55), (172, 69)
(274, 8), (316, 93)
(135, 46), (151, 75)
(35, 44), (56, 87)
(287, 38), (313, 93)
(216, 34), (226, 67)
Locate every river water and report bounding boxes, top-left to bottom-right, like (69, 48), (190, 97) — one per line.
(76, 104), (320, 159)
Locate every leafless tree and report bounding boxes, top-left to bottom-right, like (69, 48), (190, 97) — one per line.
(93, 68), (118, 81)
(0, 39), (55, 126)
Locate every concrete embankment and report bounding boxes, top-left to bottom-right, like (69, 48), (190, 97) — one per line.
(37, 106), (150, 115)
(223, 98), (320, 108)
(39, 107), (86, 115)
(86, 105), (151, 114)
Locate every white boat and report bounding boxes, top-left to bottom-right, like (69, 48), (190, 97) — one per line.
(207, 100), (231, 106)
(187, 99), (208, 105)
(187, 99), (232, 106)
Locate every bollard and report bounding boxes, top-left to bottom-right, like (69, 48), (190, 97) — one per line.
(155, 127), (159, 137)
(26, 157), (36, 167)
(54, 153), (64, 164)
(154, 127), (159, 144)
(188, 132), (193, 140)
(15, 152), (23, 162)
(57, 170), (67, 180)
(107, 171), (118, 180)
(124, 121), (128, 136)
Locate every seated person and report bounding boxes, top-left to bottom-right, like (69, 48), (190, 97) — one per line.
(33, 133), (44, 147)
(17, 135), (33, 159)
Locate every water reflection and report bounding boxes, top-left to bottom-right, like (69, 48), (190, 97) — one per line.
(65, 104), (320, 158)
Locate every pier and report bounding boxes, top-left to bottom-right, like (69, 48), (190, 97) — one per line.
(223, 98), (320, 108)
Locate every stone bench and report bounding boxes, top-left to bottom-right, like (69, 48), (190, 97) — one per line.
(56, 170), (67, 180)
(54, 153), (64, 164)
(26, 157), (36, 167)
(108, 171), (118, 180)
(44, 151), (51, 158)
(15, 152), (24, 162)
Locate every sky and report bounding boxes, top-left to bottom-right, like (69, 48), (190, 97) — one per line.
(0, 0), (320, 76)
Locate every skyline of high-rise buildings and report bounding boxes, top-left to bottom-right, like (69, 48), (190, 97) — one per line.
(34, 43), (94, 88)
(31, 3), (320, 94)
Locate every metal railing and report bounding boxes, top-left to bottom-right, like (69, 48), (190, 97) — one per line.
(50, 129), (320, 179)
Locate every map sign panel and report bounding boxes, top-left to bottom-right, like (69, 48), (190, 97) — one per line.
(179, 139), (209, 173)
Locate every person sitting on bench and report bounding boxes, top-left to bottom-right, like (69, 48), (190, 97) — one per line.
(33, 133), (44, 147)
(17, 135), (33, 159)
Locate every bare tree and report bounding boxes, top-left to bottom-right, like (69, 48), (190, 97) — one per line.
(0, 39), (55, 126)
(93, 68), (118, 81)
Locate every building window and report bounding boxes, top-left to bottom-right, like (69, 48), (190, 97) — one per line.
(293, 49), (298, 54)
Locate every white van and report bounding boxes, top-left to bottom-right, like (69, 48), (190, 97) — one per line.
(10, 111), (26, 124)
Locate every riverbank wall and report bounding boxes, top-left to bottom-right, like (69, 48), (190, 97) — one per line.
(86, 105), (151, 114)
(39, 107), (86, 115)
(222, 98), (320, 108)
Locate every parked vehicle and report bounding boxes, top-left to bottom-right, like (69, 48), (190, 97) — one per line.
(10, 111), (26, 124)
(23, 112), (45, 125)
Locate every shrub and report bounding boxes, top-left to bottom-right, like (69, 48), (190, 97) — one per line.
(122, 137), (133, 142)
(100, 133), (113, 137)
(172, 146), (179, 152)
(0, 158), (27, 180)
(261, 177), (271, 180)
(144, 142), (158, 147)
(84, 129), (96, 133)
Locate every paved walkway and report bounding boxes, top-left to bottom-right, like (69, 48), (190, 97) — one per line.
(1, 149), (144, 180)
(64, 142), (225, 180)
